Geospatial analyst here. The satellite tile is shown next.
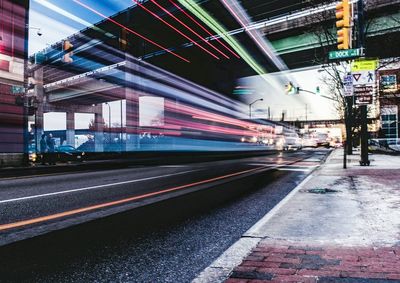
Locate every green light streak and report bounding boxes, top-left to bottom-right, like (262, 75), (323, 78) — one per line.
(177, 0), (266, 75)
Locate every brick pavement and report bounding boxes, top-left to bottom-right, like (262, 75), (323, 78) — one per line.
(226, 241), (400, 282)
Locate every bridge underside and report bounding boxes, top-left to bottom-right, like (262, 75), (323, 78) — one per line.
(32, 1), (400, 98)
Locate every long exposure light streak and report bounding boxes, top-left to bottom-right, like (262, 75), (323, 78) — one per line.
(177, 0), (265, 75)
(34, 0), (115, 39)
(219, 0), (288, 71)
(211, 1), (359, 40)
(131, 0), (220, 60)
(72, 0), (190, 63)
(149, 0), (230, 59)
(167, 0), (240, 59)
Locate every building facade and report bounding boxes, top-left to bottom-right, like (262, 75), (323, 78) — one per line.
(378, 66), (400, 141)
(0, 0), (29, 166)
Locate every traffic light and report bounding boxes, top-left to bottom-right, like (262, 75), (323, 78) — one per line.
(62, 40), (74, 63)
(285, 82), (294, 94)
(285, 82), (300, 94)
(336, 0), (351, 50)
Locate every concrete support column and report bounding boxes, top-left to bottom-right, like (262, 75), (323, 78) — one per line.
(94, 105), (104, 152)
(66, 112), (75, 146)
(124, 60), (140, 151)
(34, 68), (44, 151)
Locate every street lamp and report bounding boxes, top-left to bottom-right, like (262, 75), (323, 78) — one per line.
(26, 25), (42, 36)
(249, 98), (264, 119)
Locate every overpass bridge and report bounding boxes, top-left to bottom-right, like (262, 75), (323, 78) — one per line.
(31, 0), (400, 95)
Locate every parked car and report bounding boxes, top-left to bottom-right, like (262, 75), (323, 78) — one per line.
(55, 145), (85, 162)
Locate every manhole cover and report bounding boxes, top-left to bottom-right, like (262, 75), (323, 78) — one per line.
(308, 188), (339, 194)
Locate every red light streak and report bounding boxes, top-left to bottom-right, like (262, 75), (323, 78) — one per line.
(168, 0), (240, 59)
(131, 0), (220, 60)
(72, 0), (190, 63)
(164, 101), (274, 135)
(149, 0), (230, 60)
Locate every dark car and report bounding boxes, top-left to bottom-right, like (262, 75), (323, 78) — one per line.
(55, 145), (85, 162)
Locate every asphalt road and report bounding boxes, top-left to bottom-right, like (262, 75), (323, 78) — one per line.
(0, 149), (330, 282)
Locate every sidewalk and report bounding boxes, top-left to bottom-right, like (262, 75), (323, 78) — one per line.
(197, 149), (400, 283)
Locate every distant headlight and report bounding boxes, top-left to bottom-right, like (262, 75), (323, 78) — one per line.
(30, 153), (37, 162)
(81, 152), (85, 156)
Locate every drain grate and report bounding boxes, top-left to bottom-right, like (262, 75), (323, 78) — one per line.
(308, 188), (339, 194)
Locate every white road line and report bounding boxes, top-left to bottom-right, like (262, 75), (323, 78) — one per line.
(0, 170), (198, 204)
(277, 168), (312, 172)
(281, 164), (318, 168)
(158, 165), (188, 168)
(246, 163), (275, 166)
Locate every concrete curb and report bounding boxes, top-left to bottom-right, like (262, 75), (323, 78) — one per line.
(192, 150), (333, 283)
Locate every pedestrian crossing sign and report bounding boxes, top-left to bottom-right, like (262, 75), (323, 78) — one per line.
(352, 70), (376, 86)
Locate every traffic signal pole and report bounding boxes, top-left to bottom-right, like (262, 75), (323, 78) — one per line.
(335, 0), (353, 165)
(357, 0), (370, 166)
(345, 96), (353, 156)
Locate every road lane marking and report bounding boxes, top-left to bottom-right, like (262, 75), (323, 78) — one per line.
(0, 170), (198, 204)
(279, 164), (318, 168)
(158, 165), (188, 168)
(277, 168), (312, 172)
(0, 166), (268, 231)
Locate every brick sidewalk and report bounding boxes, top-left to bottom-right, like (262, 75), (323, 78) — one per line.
(223, 150), (400, 283)
(227, 241), (400, 282)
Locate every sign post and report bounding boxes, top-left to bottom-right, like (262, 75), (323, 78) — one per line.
(350, 58), (377, 166)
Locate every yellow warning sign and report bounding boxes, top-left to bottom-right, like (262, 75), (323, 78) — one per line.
(351, 59), (378, 71)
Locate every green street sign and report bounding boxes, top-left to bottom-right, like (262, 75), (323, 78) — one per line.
(328, 48), (364, 60)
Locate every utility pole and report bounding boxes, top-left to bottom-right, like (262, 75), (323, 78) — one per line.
(305, 104), (308, 123)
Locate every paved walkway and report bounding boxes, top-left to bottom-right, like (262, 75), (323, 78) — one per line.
(204, 149), (400, 283)
(228, 243), (400, 282)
